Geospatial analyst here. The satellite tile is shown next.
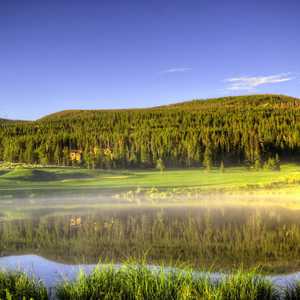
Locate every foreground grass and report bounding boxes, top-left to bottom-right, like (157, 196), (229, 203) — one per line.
(0, 271), (47, 300)
(5, 265), (300, 299)
(57, 265), (278, 300)
(285, 282), (300, 300)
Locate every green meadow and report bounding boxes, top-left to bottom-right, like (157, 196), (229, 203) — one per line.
(1, 163), (300, 194)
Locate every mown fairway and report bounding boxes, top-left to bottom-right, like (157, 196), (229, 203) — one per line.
(1, 164), (300, 193)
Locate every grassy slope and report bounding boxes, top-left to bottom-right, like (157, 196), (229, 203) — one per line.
(0, 164), (300, 194)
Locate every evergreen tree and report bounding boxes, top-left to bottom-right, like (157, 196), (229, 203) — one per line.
(275, 154), (281, 171)
(264, 156), (280, 171)
(203, 145), (213, 171)
(254, 159), (261, 171)
(54, 145), (61, 165)
(220, 160), (225, 173)
(156, 158), (165, 172)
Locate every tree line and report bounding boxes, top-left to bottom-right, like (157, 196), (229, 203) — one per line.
(1, 94), (300, 169)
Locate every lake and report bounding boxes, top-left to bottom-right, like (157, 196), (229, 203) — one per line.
(1, 191), (300, 289)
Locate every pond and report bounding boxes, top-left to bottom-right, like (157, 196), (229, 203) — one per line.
(1, 192), (300, 287)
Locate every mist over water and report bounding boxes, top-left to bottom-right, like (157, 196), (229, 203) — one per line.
(1, 191), (300, 275)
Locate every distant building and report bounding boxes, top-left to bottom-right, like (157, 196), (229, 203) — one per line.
(70, 150), (82, 162)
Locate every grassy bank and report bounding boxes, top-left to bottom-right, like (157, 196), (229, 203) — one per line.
(0, 271), (47, 300)
(57, 265), (279, 300)
(4, 265), (300, 300)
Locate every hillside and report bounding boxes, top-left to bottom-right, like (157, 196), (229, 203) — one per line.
(0, 118), (11, 123)
(40, 94), (300, 121)
(163, 94), (300, 109)
(1, 94), (300, 168)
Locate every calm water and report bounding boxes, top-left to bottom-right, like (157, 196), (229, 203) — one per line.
(1, 193), (300, 282)
(2, 254), (300, 290)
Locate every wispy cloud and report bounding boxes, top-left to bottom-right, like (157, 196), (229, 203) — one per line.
(161, 67), (191, 74)
(225, 73), (295, 91)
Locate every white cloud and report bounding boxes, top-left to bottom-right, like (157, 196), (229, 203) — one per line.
(161, 67), (191, 74)
(225, 73), (295, 91)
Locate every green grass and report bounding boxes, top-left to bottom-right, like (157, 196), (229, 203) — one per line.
(1, 164), (300, 195)
(4, 265), (300, 299)
(284, 283), (300, 300)
(57, 265), (278, 300)
(0, 271), (48, 300)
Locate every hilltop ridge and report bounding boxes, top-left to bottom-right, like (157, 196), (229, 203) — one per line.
(37, 94), (299, 122)
(1, 94), (298, 123)
(162, 94), (300, 108)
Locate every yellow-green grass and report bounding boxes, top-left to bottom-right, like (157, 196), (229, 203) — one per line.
(0, 267), (281, 300)
(5, 265), (300, 300)
(56, 265), (278, 300)
(0, 271), (48, 299)
(1, 164), (300, 193)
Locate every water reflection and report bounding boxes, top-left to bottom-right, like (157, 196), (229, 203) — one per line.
(1, 199), (300, 273)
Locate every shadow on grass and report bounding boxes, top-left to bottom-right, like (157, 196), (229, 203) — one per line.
(3, 169), (94, 182)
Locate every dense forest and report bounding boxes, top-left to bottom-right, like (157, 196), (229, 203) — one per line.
(1, 94), (300, 169)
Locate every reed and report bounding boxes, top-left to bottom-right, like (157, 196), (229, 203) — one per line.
(8, 266), (300, 299)
(284, 282), (300, 300)
(56, 265), (278, 300)
(0, 271), (48, 300)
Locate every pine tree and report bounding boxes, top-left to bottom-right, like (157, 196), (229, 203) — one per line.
(54, 145), (61, 166)
(203, 145), (213, 171)
(254, 159), (261, 171)
(156, 158), (165, 172)
(275, 153), (281, 171)
(220, 160), (225, 173)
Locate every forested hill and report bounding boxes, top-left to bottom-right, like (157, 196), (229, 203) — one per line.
(0, 118), (10, 123)
(40, 94), (299, 121)
(1, 94), (300, 169)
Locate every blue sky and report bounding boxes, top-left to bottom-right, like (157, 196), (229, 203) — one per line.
(0, 0), (300, 120)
